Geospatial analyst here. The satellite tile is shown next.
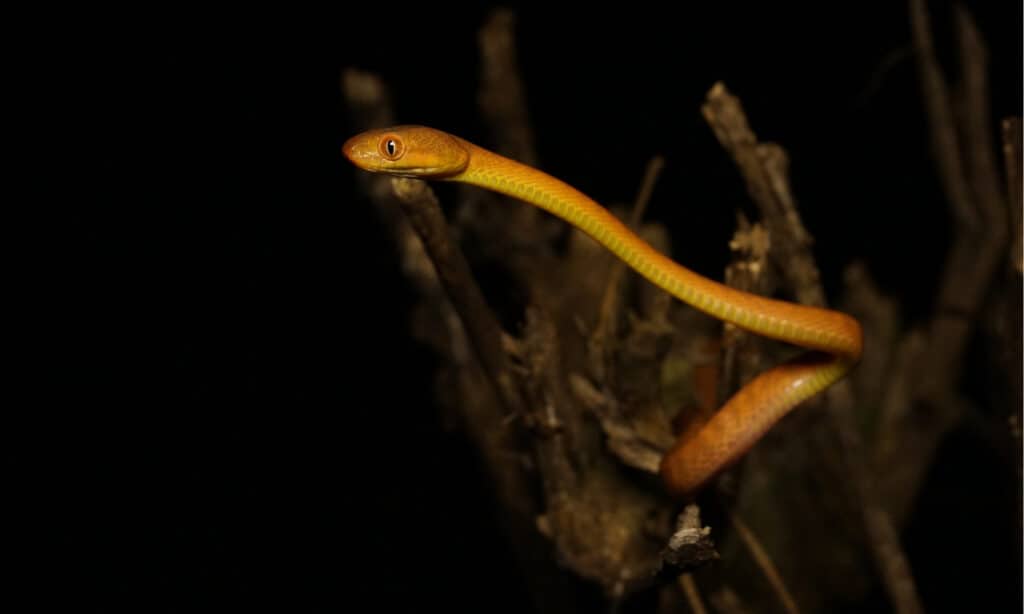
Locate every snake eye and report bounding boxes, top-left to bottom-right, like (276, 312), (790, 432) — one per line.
(379, 135), (404, 160)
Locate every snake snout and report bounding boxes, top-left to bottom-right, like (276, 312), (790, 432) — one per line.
(341, 135), (371, 166)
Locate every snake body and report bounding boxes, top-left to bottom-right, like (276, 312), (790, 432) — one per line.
(343, 125), (862, 497)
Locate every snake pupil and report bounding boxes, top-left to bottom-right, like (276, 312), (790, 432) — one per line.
(378, 135), (404, 160)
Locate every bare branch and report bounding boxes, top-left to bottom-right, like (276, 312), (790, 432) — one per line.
(701, 83), (823, 307)
(341, 68), (395, 129)
(1003, 117), (1022, 273)
(877, 3), (1012, 526)
(728, 511), (801, 614)
(955, 4), (1007, 239)
(660, 505), (719, 572)
(909, 0), (978, 228)
(477, 8), (538, 166)
(390, 178), (530, 420)
(677, 573), (708, 614)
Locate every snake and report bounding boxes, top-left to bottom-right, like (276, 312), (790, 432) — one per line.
(343, 125), (863, 497)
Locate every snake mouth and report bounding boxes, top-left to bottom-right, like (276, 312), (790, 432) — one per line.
(398, 165), (466, 179)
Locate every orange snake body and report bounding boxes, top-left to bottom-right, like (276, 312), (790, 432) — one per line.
(343, 125), (862, 497)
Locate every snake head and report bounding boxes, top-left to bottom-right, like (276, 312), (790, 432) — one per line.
(342, 125), (470, 179)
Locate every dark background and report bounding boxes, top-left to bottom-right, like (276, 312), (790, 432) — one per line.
(33, 2), (1020, 611)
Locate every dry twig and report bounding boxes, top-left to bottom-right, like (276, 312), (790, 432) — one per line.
(590, 156), (666, 381)
(728, 511), (801, 614)
(677, 573), (708, 614)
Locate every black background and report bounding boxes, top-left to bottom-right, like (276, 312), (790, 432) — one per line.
(32, 2), (1021, 611)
